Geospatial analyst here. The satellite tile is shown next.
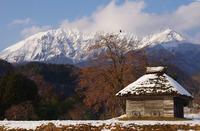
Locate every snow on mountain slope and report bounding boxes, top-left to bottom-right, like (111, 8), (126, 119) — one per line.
(0, 29), (138, 64)
(0, 28), (187, 64)
(0, 29), (97, 63)
(140, 29), (186, 49)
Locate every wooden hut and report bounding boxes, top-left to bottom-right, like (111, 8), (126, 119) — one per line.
(116, 66), (193, 118)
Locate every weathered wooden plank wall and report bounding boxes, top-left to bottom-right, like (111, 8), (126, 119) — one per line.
(126, 100), (144, 117)
(126, 98), (175, 117)
(144, 100), (164, 117)
(163, 98), (174, 117)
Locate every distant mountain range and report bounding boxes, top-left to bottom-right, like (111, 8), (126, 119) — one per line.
(0, 28), (200, 74)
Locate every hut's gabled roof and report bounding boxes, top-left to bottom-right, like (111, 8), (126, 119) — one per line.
(116, 71), (193, 98)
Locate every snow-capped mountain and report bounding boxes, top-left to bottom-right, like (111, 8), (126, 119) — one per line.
(140, 29), (186, 49)
(0, 28), (137, 64)
(141, 29), (200, 74)
(0, 28), (199, 72)
(0, 29), (95, 64)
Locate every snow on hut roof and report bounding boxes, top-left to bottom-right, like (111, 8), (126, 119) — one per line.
(146, 66), (165, 74)
(116, 73), (193, 97)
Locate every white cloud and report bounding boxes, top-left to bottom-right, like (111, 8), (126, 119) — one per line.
(171, 2), (200, 32)
(60, 1), (149, 35)
(10, 18), (32, 26)
(60, 17), (91, 30)
(20, 25), (52, 38)
(59, 0), (200, 42)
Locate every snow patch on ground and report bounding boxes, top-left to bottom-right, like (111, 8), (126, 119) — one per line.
(1, 114), (200, 130)
(185, 113), (200, 120)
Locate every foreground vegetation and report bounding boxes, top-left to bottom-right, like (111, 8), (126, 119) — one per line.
(0, 122), (200, 131)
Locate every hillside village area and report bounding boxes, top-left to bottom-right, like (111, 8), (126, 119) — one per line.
(1, 0), (200, 131)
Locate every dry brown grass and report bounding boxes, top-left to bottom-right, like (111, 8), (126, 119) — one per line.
(0, 122), (200, 131)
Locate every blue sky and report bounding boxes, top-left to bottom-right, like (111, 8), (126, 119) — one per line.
(0, 0), (200, 51)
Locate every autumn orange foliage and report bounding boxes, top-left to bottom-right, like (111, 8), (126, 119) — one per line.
(79, 33), (146, 117)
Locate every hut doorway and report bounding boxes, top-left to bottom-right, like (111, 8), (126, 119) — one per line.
(174, 97), (184, 118)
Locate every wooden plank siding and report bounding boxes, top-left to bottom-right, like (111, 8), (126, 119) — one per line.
(126, 97), (175, 117)
(144, 100), (164, 117)
(163, 98), (174, 117)
(126, 100), (144, 117)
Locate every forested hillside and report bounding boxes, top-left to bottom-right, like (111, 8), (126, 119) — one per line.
(0, 57), (199, 120)
(0, 60), (93, 120)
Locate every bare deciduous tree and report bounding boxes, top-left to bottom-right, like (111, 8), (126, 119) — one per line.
(79, 33), (146, 117)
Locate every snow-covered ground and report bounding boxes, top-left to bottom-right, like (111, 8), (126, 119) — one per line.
(0, 114), (200, 130)
(185, 113), (200, 120)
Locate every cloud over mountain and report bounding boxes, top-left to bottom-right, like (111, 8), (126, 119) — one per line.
(59, 0), (200, 43)
(9, 18), (32, 27)
(20, 25), (52, 38)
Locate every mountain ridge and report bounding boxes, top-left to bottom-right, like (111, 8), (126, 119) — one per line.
(0, 28), (137, 64)
(140, 28), (187, 49)
(0, 28), (189, 64)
